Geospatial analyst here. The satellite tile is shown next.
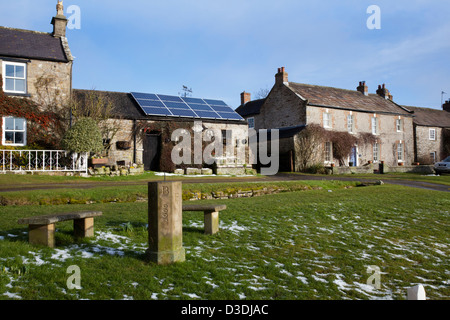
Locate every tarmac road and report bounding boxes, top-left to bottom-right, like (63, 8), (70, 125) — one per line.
(0, 172), (448, 192)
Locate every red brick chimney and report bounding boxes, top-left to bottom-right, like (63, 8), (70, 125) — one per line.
(376, 84), (393, 100)
(443, 99), (450, 112)
(240, 91), (251, 105)
(275, 67), (288, 85)
(357, 81), (368, 96)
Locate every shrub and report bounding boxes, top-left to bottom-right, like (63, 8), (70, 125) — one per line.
(61, 118), (104, 155)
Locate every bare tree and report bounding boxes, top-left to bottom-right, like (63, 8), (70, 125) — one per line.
(254, 87), (271, 100)
(294, 124), (327, 171)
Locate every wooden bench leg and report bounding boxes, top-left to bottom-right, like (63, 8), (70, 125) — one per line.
(74, 217), (95, 238)
(29, 224), (55, 248)
(204, 211), (219, 235)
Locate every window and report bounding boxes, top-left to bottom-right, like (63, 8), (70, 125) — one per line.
(397, 142), (404, 162)
(373, 142), (380, 162)
(247, 117), (255, 129)
(347, 114), (354, 133)
(324, 141), (332, 163)
(2, 61), (27, 94)
(396, 119), (403, 132)
(430, 152), (436, 163)
(429, 128), (436, 141)
(323, 112), (331, 128)
(2, 117), (26, 146)
(371, 117), (378, 135)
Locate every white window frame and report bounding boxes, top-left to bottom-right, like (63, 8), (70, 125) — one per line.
(396, 119), (402, 132)
(429, 128), (436, 141)
(2, 117), (27, 146)
(247, 117), (255, 129)
(397, 142), (404, 162)
(347, 114), (354, 133)
(373, 142), (380, 163)
(2, 61), (27, 94)
(371, 116), (378, 135)
(323, 112), (331, 128)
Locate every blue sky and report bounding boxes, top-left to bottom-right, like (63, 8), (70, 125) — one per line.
(1, 0), (450, 109)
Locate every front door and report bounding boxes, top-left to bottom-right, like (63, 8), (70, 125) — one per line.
(143, 133), (161, 171)
(350, 146), (357, 167)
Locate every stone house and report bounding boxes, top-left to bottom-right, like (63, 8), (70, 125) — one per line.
(0, 1), (73, 147)
(0, 2), (250, 174)
(72, 89), (250, 173)
(236, 67), (416, 171)
(406, 101), (450, 164)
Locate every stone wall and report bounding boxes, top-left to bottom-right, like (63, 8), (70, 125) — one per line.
(306, 105), (415, 166)
(0, 58), (72, 107)
(415, 125), (445, 163)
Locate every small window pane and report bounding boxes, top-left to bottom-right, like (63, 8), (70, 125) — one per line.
(5, 78), (15, 91)
(14, 132), (24, 144)
(4, 131), (14, 144)
(15, 119), (25, 130)
(5, 64), (15, 77)
(5, 118), (15, 130)
(15, 79), (25, 92)
(15, 65), (25, 78)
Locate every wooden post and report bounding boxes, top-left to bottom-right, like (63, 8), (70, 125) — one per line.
(146, 181), (185, 265)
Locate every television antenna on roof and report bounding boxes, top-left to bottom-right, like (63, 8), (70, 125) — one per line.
(179, 85), (193, 98)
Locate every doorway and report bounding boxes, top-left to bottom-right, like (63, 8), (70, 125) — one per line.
(350, 146), (358, 167)
(143, 133), (161, 171)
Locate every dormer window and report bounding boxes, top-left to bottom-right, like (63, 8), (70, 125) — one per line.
(2, 61), (27, 94)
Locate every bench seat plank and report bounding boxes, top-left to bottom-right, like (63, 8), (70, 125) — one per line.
(18, 211), (102, 226)
(182, 204), (226, 212)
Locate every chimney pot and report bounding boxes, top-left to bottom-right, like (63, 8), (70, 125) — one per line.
(275, 67), (288, 85)
(443, 99), (450, 112)
(51, 1), (68, 38)
(357, 81), (368, 96)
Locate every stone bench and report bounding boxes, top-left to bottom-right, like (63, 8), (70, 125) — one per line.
(18, 211), (102, 248)
(182, 204), (226, 235)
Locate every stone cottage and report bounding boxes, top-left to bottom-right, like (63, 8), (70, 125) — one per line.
(236, 67), (416, 171)
(406, 101), (450, 164)
(0, 1), (73, 147)
(71, 89), (250, 173)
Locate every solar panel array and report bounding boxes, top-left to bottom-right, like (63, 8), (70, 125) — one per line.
(130, 92), (244, 121)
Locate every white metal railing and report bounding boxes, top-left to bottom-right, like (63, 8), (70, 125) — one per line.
(0, 150), (88, 174)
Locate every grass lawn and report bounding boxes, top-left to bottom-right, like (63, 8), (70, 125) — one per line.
(0, 182), (448, 300)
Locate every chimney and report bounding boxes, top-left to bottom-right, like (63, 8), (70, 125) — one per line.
(357, 81), (368, 96)
(240, 91), (251, 105)
(376, 84), (393, 100)
(275, 67), (288, 85)
(51, 1), (68, 38)
(443, 99), (450, 112)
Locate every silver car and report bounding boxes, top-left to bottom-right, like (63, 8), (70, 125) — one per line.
(434, 156), (450, 174)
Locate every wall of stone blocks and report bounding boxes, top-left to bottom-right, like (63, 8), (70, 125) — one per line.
(415, 126), (444, 163)
(0, 58), (72, 107)
(306, 105), (415, 166)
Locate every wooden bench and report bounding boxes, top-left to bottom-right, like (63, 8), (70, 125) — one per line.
(182, 204), (226, 235)
(17, 211), (102, 248)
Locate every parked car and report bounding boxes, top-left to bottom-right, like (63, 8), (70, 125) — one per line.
(434, 156), (450, 174)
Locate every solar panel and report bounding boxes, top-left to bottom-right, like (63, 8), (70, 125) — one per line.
(142, 107), (172, 116)
(181, 97), (206, 104)
(131, 92), (244, 121)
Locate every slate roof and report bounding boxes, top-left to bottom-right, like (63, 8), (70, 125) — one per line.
(405, 106), (450, 128)
(72, 89), (247, 124)
(0, 27), (69, 62)
(236, 82), (414, 117)
(72, 89), (146, 120)
(288, 82), (413, 115)
(235, 98), (266, 117)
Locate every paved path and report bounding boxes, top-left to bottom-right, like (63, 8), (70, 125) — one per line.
(0, 173), (448, 192)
